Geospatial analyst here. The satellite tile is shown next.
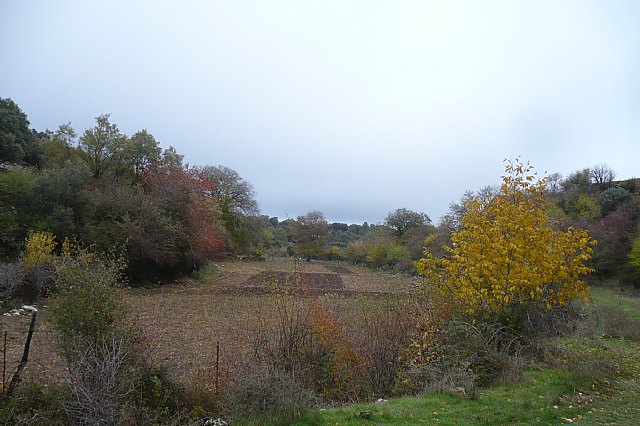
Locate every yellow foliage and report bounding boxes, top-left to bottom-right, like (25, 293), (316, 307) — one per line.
(22, 231), (57, 268)
(417, 159), (595, 317)
(60, 237), (96, 264)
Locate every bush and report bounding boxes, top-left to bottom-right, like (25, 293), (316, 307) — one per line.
(517, 302), (587, 339)
(0, 231), (58, 307)
(227, 365), (316, 424)
(403, 319), (526, 397)
(51, 244), (127, 350)
(130, 367), (181, 423)
(248, 283), (368, 403)
(192, 262), (220, 283)
(63, 338), (132, 425)
(0, 381), (69, 425)
(250, 292), (314, 376)
(0, 262), (20, 307)
(591, 305), (640, 340)
(418, 160), (594, 321)
(46, 240), (169, 424)
(567, 352), (618, 384)
(350, 297), (415, 397)
(617, 264), (640, 289)
(309, 298), (368, 401)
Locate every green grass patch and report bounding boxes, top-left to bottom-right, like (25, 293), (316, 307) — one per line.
(589, 285), (640, 321)
(305, 369), (591, 425)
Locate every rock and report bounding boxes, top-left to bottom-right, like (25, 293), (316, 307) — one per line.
(203, 418), (228, 426)
(450, 387), (467, 397)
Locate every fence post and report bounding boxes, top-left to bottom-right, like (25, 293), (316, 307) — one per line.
(5, 311), (37, 398)
(215, 340), (220, 400)
(2, 330), (6, 395)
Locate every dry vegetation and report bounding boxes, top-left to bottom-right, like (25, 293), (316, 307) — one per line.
(1, 258), (417, 394)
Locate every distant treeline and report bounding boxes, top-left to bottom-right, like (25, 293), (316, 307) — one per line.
(1, 98), (639, 285)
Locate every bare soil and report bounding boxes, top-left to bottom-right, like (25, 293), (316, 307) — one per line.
(323, 265), (354, 274)
(1, 259), (418, 391)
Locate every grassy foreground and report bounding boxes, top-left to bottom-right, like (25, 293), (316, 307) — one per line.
(278, 286), (640, 426)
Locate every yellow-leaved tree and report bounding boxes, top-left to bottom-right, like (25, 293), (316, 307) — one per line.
(417, 159), (595, 320)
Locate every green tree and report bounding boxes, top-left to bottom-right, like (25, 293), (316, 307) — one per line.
(159, 145), (183, 168)
(385, 244), (411, 270)
(574, 194), (601, 220)
(201, 165), (259, 253)
(418, 160), (595, 320)
(384, 208), (430, 236)
(601, 187), (632, 216)
(0, 167), (38, 257)
(201, 165), (258, 215)
(292, 211), (328, 260)
(40, 122), (80, 169)
(346, 240), (367, 265)
(0, 98), (41, 166)
(562, 168), (592, 194)
(33, 163), (92, 240)
(78, 114), (126, 178)
(366, 243), (387, 270)
(326, 245), (343, 261)
(120, 129), (161, 179)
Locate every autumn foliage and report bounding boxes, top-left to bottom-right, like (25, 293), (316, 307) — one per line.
(308, 298), (368, 401)
(418, 160), (595, 319)
(119, 165), (224, 275)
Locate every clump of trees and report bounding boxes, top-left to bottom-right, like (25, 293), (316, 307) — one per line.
(0, 100), (260, 281)
(543, 164), (640, 287)
(1, 98), (446, 276)
(0, 98), (43, 167)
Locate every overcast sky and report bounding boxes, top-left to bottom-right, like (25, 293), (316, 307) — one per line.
(1, 1), (639, 224)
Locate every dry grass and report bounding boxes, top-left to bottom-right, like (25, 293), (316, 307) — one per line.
(2, 259), (417, 394)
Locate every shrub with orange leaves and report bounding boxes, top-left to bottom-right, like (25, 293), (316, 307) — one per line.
(309, 298), (368, 401)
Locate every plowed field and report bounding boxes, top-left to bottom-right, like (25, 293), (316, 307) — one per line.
(1, 259), (418, 391)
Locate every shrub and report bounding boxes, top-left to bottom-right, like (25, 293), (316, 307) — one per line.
(403, 319), (526, 397)
(248, 277), (368, 403)
(350, 297), (415, 397)
(63, 338), (132, 425)
(517, 302), (587, 339)
(227, 364), (316, 424)
(0, 262), (20, 307)
(565, 341), (618, 383)
(591, 305), (640, 340)
(1, 232), (58, 306)
(250, 292), (314, 376)
(309, 298), (368, 401)
(22, 231), (56, 268)
(50, 240), (127, 350)
(130, 367), (181, 423)
(14, 262), (57, 303)
(0, 381), (69, 425)
(418, 159), (595, 322)
(193, 262), (220, 283)
(46, 239), (158, 424)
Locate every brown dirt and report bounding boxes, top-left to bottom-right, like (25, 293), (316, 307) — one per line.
(323, 265), (354, 274)
(243, 271), (344, 290)
(1, 259), (417, 391)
